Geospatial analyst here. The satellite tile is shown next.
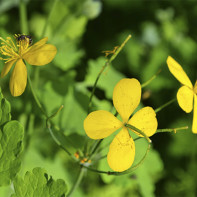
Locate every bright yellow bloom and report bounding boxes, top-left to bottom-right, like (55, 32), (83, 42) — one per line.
(167, 56), (197, 133)
(84, 78), (158, 172)
(0, 36), (57, 96)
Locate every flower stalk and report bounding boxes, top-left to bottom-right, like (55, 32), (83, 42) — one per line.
(88, 34), (132, 113)
(155, 98), (176, 113)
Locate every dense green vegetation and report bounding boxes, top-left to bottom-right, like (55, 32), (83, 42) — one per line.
(0, 0), (197, 196)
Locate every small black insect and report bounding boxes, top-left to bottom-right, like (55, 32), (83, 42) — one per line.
(15, 34), (33, 45)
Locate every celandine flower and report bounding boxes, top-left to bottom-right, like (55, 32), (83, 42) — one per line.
(0, 35), (57, 96)
(167, 56), (197, 133)
(84, 78), (158, 172)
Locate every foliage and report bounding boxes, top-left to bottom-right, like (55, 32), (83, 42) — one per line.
(0, 0), (197, 197)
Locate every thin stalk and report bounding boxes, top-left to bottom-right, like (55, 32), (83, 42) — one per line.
(156, 126), (188, 133)
(19, 0), (29, 34)
(125, 124), (151, 144)
(46, 122), (78, 161)
(67, 167), (85, 197)
(27, 73), (48, 118)
(141, 70), (161, 88)
(155, 98), (176, 113)
(82, 143), (151, 176)
(88, 139), (103, 160)
(28, 74), (76, 161)
(88, 34), (131, 113)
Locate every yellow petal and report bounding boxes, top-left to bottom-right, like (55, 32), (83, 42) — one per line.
(128, 107), (158, 137)
(9, 59), (27, 97)
(113, 78), (141, 123)
(83, 110), (123, 139)
(192, 94), (197, 134)
(194, 80), (197, 94)
(31, 37), (48, 49)
(167, 56), (193, 88)
(107, 127), (135, 172)
(1, 59), (17, 78)
(23, 44), (57, 66)
(177, 86), (194, 113)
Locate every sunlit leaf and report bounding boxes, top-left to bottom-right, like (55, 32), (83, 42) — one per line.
(11, 168), (67, 197)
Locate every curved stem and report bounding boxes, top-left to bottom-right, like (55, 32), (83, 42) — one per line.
(28, 74), (76, 161)
(88, 34), (131, 114)
(82, 143), (151, 176)
(141, 69), (161, 88)
(155, 98), (176, 113)
(88, 139), (103, 160)
(125, 124), (151, 144)
(67, 167), (85, 197)
(27, 73), (48, 118)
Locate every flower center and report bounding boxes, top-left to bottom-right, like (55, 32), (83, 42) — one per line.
(0, 36), (31, 63)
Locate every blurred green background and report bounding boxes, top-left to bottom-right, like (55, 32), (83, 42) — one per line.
(0, 0), (197, 196)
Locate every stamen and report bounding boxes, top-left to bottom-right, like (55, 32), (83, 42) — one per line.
(0, 37), (19, 62)
(7, 37), (17, 51)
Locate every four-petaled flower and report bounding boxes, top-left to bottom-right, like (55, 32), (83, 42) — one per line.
(167, 56), (197, 133)
(0, 36), (57, 96)
(84, 78), (158, 172)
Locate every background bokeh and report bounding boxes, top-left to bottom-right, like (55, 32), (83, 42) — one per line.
(0, 0), (197, 196)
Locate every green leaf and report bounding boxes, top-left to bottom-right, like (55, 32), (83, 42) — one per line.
(134, 139), (164, 197)
(84, 57), (125, 99)
(54, 40), (84, 71)
(0, 87), (11, 126)
(39, 71), (87, 135)
(0, 120), (24, 186)
(11, 167), (67, 197)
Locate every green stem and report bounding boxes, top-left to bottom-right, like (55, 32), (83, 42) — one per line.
(141, 70), (161, 88)
(125, 124), (151, 144)
(156, 126), (188, 133)
(67, 167), (85, 197)
(88, 139), (103, 160)
(155, 98), (176, 113)
(46, 121), (78, 161)
(19, 0), (29, 34)
(28, 74), (76, 161)
(82, 143), (151, 176)
(88, 34), (131, 114)
(27, 74), (48, 118)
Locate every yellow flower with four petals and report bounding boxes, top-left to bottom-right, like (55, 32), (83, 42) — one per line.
(0, 36), (57, 96)
(84, 78), (158, 172)
(167, 56), (197, 133)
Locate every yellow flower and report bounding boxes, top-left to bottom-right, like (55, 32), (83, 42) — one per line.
(167, 56), (197, 134)
(84, 78), (158, 172)
(0, 36), (57, 96)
